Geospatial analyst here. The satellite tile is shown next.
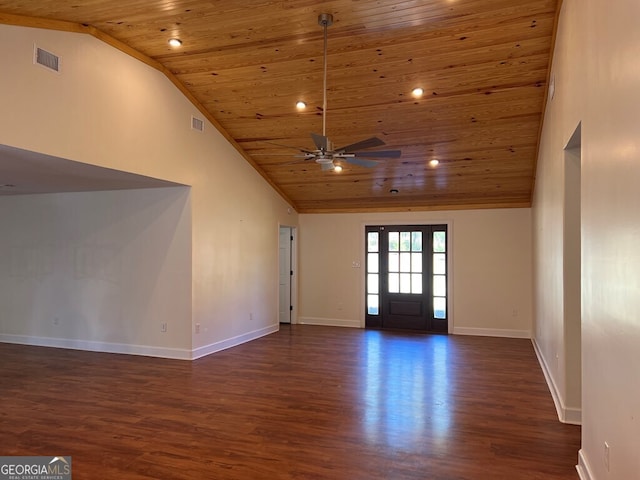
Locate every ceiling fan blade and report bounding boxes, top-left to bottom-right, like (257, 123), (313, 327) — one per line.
(346, 157), (379, 168)
(352, 150), (402, 158)
(335, 137), (385, 153)
(311, 133), (329, 151)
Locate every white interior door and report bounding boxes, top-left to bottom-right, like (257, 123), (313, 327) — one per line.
(279, 227), (292, 323)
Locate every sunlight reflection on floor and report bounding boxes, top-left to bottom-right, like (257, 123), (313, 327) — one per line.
(361, 331), (453, 451)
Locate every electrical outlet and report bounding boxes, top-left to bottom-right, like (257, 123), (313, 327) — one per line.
(249, 312), (253, 321)
(604, 442), (610, 471)
(53, 317), (59, 326)
(195, 323), (200, 334)
(161, 322), (168, 333)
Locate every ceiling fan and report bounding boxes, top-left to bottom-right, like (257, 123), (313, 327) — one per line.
(289, 13), (401, 171)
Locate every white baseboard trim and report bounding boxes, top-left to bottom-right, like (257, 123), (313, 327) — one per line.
(531, 338), (582, 425)
(298, 317), (361, 328)
(453, 327), (531, 339)
(191, 324), (279, 360)
(563, 406), (582, 425)
(0, 333), (192, 360)
(576, 449), (594, 480)
(0, 324), (280, 361)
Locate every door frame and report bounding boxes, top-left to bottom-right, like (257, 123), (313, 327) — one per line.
(361, 220), (453, 333)
(562, 123), (582, 423)
(278, 225), (297, 324)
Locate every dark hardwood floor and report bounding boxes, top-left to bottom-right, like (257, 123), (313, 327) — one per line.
(0, 325), (580, 479)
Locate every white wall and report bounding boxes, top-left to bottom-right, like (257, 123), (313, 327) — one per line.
(0, 188), (192, 358)
(532, 0), (586, 428)
(534, 0), (640, 478)
(0, 24), (297, 358)
(299, 209), (532, 337)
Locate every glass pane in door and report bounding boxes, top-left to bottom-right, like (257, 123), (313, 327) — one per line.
(368, 295), (379, 315)
(434, 297), (446, 319)
(412, 232), (422, 251)
(387, 230), (424, 296)
(433, 231), (446, 252)
(388, 232), (399, 251)
(366, 231), (380, 316)
(368, 232), (379, 252)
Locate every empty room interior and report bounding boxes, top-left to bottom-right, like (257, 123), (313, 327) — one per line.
(0, 1), (638, 479)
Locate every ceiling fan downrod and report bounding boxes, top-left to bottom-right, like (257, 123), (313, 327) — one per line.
(318, 13), (333, 142)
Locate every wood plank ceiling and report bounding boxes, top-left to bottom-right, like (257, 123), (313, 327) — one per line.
(0, 0), (560, 213)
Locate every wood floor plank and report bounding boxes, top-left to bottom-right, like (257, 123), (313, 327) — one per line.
(0, 326), (580, 479)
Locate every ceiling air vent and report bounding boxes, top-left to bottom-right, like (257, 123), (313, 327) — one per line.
(34, 45), (61, 73)
(191, 116), (204, 132)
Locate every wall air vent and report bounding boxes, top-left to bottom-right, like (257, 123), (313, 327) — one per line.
(34, 45), (61, 73)
(191, 116), (205, 132)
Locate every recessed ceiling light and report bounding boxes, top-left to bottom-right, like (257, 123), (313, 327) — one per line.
(429, 159), (440, 167)
(296, 101), (307, 109)
(412, 87), (424, 97)
(168, 38), (182, 47)
(333, 164), (343, 173)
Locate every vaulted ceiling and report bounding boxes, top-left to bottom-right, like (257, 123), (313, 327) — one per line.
(0, 0), (559, 213)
